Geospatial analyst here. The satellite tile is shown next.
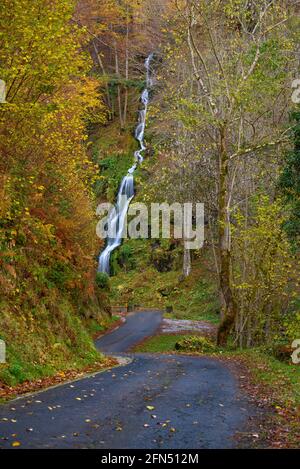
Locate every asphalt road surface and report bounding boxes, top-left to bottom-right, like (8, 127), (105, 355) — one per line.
(0, 311), (257, 449)
(95, 310), (163, 353)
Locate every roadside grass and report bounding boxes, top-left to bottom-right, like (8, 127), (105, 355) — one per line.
(0, 312), (121, 401)
(231, 348), (300, 407)
(0, 351), (101, 391)
(85, 315), (121, 337)
(227, 348), (300, 448)
(0, 306), (120, 388)
(134, 334), (187, 353)
(0, 355), (116, 403)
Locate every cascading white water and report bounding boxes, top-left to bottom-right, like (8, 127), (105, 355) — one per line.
(98, 54), (153, 274)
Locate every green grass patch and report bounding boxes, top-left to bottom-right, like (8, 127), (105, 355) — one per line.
(134, 334), (188, 353)
(85, 315), (120, 336)
(134, 334), (219, 354)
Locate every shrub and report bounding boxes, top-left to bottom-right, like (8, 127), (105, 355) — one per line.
(175, 336), (216, 353)
(47, 261), (73, 289)
(96, 272), (110, 289)
(119, 244), (136, 270)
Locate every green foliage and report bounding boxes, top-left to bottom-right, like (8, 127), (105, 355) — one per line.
(94, 152), (134, 201)
(85, 315), (120, 336)
(279, 110), (300, 250)
(48, 261), (74, 290)
(0, 0), (87, 100)
(238, 37), (289, 112)
(175, 336), (216, 353)
(108, 78), (146, 98)
(229, 348), (300, 407)
(118, 244), (136, 270)
(107, 241), (137, 276)
(96, 272), (110, 290)
(233, 196), (297, 347)
(108, 244), (220, 323)
(134, 334), (217, 354)
(283, 300), (300, 344)
(0, 298), (103, 386)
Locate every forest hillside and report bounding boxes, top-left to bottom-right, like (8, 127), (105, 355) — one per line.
(0, 0), (299, 450)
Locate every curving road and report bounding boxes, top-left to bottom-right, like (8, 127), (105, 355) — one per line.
(0, 311), (258, 449)
(95, 310), (163, 353)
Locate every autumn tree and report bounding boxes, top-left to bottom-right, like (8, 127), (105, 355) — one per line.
(151, 0), (298, 345)
(0, 0), (108, 373)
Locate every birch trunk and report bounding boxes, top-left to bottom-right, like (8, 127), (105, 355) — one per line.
(183, 242), (191, 278)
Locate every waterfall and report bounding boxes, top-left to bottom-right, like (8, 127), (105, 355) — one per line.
(98, 54), (153, 274)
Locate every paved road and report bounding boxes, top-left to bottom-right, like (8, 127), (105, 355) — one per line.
(0, 311), (257, 449)
(95, 310), (163, 353)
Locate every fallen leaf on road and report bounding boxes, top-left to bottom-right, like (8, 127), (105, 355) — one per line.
(11, 441), (21, 447)
(146, 406), (155, 411)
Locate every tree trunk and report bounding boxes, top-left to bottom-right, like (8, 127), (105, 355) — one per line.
(92, 40), (112, 117)
(217, 126), (238, 346)
(183, 242), (191, 278)
(114, 42), (124, 130)
(123, 10), (129, 128)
